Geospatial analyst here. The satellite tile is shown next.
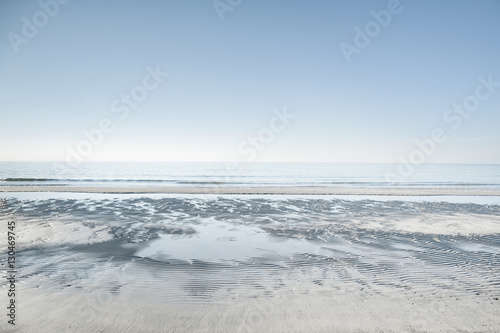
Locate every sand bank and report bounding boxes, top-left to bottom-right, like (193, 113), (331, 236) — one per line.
(1, 185), (500, 196)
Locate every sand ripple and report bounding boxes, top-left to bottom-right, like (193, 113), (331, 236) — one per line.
(1, 196), (500, 332)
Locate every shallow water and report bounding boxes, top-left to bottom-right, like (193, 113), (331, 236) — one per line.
(2, 195), (500, 309)
(1, 195), (500, 332)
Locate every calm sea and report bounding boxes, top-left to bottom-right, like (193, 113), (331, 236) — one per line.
(1, 162), (500, 189)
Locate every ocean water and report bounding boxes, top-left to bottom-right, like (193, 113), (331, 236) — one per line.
(1, 161), (500, 189)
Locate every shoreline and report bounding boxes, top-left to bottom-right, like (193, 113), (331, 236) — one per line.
(1, 185), (500, 196)
(4, 186), (500, 332)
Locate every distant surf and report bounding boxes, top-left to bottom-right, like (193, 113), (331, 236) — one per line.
(1, 161), (500, 190)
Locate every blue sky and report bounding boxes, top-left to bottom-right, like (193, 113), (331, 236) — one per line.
(1, 0), (499, 163)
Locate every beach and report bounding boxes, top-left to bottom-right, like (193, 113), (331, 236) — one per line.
(3, 0), (500, 330)
(1, 185), (500, 196)
(1, 190), (500, 332)
(1, 161), (500, 332)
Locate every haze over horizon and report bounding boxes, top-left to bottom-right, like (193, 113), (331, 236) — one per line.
(1, 0), (499, 164)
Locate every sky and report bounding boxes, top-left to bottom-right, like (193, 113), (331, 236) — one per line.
(0, 0), (499, 163)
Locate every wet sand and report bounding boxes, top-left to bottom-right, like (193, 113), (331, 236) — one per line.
(1, 185), (500, 196)
(1, 195), (500, 332)
(18, 287), (500, 332)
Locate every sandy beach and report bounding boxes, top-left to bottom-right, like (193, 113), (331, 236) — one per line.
(17, 286), (500, 332)
(2, 185), (500, 196)
(2, 0), (499, 330)
(1, 193), (499, 332)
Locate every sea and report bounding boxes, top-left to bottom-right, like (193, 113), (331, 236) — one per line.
(1, 161), (500, 190)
